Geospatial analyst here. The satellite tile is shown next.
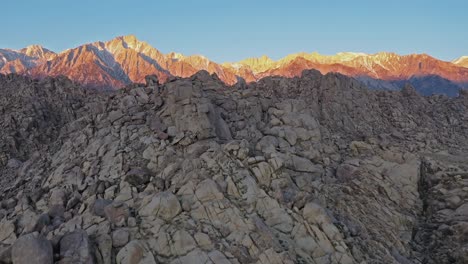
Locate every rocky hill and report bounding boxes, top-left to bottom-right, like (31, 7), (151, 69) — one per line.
(1, 71), (468, 264)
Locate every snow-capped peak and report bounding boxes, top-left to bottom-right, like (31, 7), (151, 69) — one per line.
(453, 56), (468, 64)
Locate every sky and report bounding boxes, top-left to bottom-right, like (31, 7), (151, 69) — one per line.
(2, 0), (467, 63)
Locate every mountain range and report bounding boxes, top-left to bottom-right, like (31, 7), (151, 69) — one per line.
(1, 35), (467, 95)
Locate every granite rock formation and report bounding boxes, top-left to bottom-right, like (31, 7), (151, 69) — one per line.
(1, 70), (468, 263)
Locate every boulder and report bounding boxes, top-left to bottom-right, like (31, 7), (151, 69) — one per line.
(11, 233), (53, 264)
(125, 168), (151, 187)
(0, 219), (17, 244)
(194, 179), (224, 203)
(251, 162), (273, 188)
(289, 155), (323, 174)
(139, 191), (181, 221)
(112, 229), (130, 248)
(116, 240), (156, 264)
(58, 230), (94, 264)
(0, 244), (12, 264)
(145, 75), (159, 87)
(92, 199), (113, 217)
(104, 202), (130, 226)
(171, 230), (196, 256)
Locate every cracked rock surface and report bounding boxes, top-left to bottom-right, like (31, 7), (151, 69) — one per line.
(1, 70), (468, 263)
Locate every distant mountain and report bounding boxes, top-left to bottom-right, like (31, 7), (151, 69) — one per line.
(248, 52), (468, 85)
(25, 35), (240, 88)
(29, 43), (132, 88)
(1, 35), (467, 95)
(453, 56), (468, 68)
(20, 45), (55, 60)
(0, 45), (55, 74)
(392, 75), (463, 97)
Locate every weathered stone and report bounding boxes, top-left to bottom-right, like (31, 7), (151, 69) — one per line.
(104, 202), (130, 226)
(194, 232), (212, 250)
(108, 110), (124, 123)
(207, 250), (231, 264)
(66, 192), (81, 210)
(0, 244), (12, 264)
(11, 233), (53, 264)
(251, 162), (273, 188)
(145, 75), (159, 87)
(139, 191), (181, 221)
(112, 229), (130, 248)
(0, 219), (16, 244)
(116, 240), (156, 264)
(169, 249), (209, 264)
(93, 199), (113, 217)
(3, 69), (468, 264)
(256, 249), (293, 264)
(49, 188), (67, 206)
(256, 136), (279, 154)
(95, 234), (112, 264)
(6, 158), (22, 169)
(336, 163), (360, 182)
(18, 209), (40, 234)
(303, 202), (331, 226)
(2, 198), (17, 209)
(194, 179), (224, 203)
(171, 230), (196, 256)
(455, 203), (468, 218)
(48, 204), (66, 219)
(125, 168), (151, 186)
(350, 141), (374, 155)
(58, 230), (94, 264)
(290, 155), (323, 174)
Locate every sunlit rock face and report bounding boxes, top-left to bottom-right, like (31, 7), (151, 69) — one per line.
(453, 55), (468, 68)
(1, 35), (467, 94)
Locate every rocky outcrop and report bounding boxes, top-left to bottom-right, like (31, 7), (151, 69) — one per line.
(412, 153), (468, 263)
(1, 70), (468, 263)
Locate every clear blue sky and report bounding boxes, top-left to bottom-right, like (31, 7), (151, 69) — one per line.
(2, 0), (467, 62)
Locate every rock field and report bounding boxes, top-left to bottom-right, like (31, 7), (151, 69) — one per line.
(1, 70), (468, 263)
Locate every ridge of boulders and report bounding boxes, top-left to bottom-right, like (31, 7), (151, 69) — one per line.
(0, 70), (468, 263)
